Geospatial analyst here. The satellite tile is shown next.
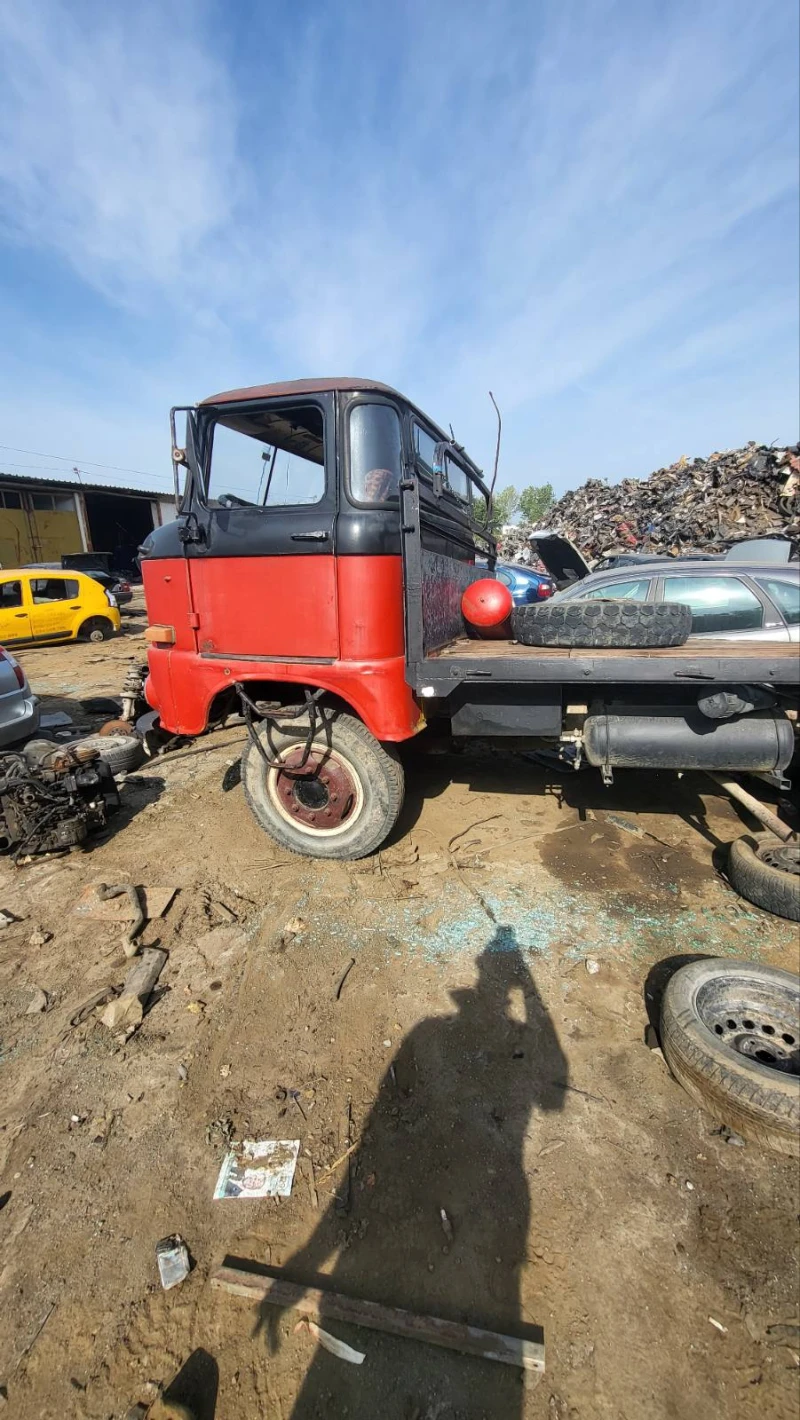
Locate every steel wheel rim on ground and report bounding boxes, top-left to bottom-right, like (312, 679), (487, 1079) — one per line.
(267, 745), (365, 838)
(661, 959), (800, 1155)
(695, 976), (799, 1076)
(758, 841), (800, 876)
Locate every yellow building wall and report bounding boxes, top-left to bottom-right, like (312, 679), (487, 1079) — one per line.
(29, 510), (84, 562)
(0, 509), (34, 569)
(0, 507), (83, 569)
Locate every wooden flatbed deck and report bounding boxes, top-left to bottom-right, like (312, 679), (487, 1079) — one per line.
(431, 637), (800, 661)
(412, 635), (800, 689)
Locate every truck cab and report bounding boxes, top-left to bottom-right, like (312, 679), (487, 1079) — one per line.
(140, 378), (493, 857)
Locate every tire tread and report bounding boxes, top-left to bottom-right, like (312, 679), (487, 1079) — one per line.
(512, 600), (691, 648)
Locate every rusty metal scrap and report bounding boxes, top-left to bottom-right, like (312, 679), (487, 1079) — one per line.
(525, 442), (800, 562)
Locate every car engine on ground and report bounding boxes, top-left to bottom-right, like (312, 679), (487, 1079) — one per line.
(0, 740), (120, 860)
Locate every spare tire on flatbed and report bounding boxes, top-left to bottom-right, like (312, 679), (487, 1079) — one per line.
(511, 599), (692, 649)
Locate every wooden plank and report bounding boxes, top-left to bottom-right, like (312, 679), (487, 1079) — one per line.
(211, 1264), (545, 1373)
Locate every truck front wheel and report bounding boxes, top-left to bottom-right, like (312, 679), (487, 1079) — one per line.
(241, 708), (404, 860)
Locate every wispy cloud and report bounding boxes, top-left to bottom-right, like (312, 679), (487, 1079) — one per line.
(0, 0), (796, 491)
(0, 1), (239, 304)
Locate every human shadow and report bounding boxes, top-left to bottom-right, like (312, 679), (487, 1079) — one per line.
(254, 929), (567, 1417)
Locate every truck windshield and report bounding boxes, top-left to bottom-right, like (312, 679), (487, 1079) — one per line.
(207, 405), (325, 507)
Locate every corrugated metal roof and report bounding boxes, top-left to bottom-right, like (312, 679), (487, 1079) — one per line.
(0, 470), (175, 500)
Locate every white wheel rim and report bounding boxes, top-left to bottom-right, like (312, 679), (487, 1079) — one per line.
(266, 744), (365, 838)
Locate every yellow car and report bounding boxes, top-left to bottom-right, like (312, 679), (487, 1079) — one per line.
(0, 569), (122, 646)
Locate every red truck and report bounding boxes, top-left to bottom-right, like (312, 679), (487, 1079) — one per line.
(140, 377), (799, 864)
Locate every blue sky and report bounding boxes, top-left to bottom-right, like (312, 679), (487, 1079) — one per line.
(0, 0), (797, 499)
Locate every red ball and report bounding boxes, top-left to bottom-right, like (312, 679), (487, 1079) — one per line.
(461, 577), (514, 629)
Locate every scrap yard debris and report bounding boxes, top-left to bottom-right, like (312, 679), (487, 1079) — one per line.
(501, 442), (800, 563)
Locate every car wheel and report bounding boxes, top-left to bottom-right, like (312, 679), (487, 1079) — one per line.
(72, 732), (146, 774)
(727, 831), (800, 922)
(661, 958), (799, 1155)
(80, 617), (116, 643)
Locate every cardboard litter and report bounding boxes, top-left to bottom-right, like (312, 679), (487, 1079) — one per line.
(213, 1139), (300, 1199)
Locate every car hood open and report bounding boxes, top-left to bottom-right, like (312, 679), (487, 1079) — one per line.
(528, 531), (593, 588)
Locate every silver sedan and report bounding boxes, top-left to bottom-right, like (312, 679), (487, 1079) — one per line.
(552, 560), (800, 642)
(0, 646), (40, 747)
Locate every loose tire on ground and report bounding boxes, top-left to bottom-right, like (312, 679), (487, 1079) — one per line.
(242, 708), (404, 860)
(727, 831), (800, 922)
(511, 599), (692, 648)
(661, 958), (800, 1155)
(79, 616), (116, 643)
(73, 732), (146, 775)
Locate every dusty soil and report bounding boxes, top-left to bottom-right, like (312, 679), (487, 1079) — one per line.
(1, 597), (798, 1420)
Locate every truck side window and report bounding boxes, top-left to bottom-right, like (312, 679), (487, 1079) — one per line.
(208, 405), (325, 508)
(349, 404), (402, 503)
(413, 423), (438, 476)
(444, 454), (470, 502)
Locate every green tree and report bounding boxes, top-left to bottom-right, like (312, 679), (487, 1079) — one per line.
(474, 485), (520, 534)
(518, 483), (554, 525)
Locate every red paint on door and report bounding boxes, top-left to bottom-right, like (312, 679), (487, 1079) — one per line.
(188, 555), (338, 658)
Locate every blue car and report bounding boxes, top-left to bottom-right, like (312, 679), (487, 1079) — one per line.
(494, 562), (555, 605)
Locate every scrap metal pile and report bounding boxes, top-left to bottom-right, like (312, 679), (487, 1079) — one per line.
(521, 442), (800, 563)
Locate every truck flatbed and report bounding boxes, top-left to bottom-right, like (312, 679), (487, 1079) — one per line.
(416, 636), (800, 688)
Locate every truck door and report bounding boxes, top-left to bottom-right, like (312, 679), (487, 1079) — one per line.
(187, 394), (339, 660)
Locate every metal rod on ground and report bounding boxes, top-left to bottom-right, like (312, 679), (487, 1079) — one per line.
(708, 774), (795, 843)
(211, 1265), (545, 1372)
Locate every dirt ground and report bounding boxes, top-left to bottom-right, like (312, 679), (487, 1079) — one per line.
(1, 596), (798, 1420)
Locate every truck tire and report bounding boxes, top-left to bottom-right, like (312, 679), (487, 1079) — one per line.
(727, 832), (800, 922)
(660, 958), (799, 1155)
(241, 709), (404, 860)
(511, 600), (692, 648)
(72, 732), (146, 775)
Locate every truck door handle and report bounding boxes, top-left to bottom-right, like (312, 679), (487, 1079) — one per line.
(290, 531), (329, 542)
(14, 612), (27, 617)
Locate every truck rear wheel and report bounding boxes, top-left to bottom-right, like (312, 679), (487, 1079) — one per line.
(241, 709), (404, 860)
